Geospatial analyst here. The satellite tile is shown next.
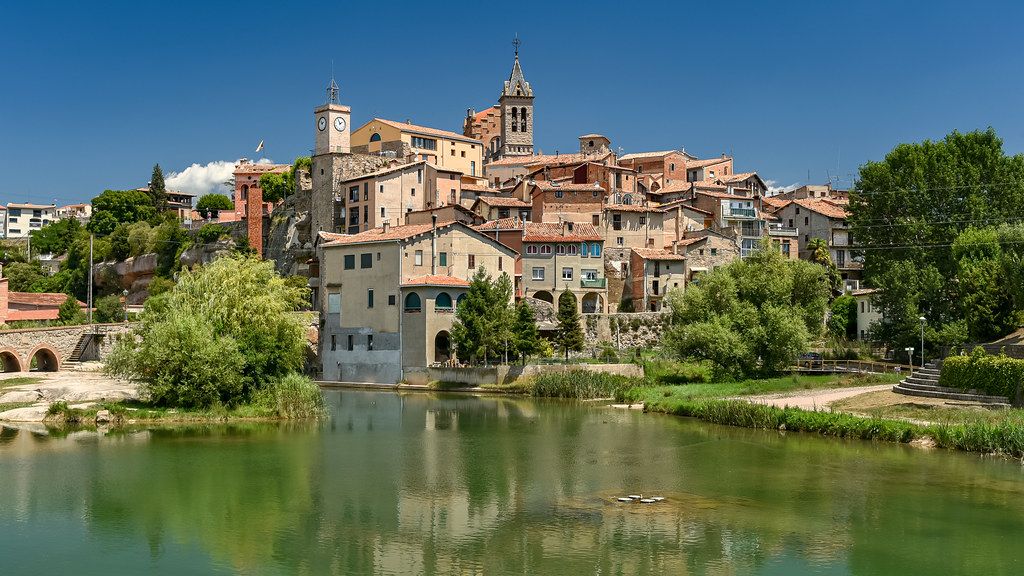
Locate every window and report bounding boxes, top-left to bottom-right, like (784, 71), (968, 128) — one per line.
(439, 252), (448, 267)
(361, 253), (372, 268)
(468, 254), (475, 269)
(450, 149), (455, 156)
(363, 182), (369, 200)
(417, 169), (422, 184)
(367, 289), (375, 308)
(344, 254), (355, 269)
(411, 188), (415, 196)
(613, 214), (622, 230)
(562, 267), (573, 281)
(617, 237), (623, 246)
(436, 292), (453, 311)
(593, 214), (600, 226)
(557, 245), (565, 255)
(782, 243), (791, 257)
(637, 165), (643, 173)
(711, 248), (718, 256)
(331, 335), (336, 351)
(554, 190), (563, 198)
(381, 207), (386, 218)
(498, 257), (503, 271)
(591, 243), (601, 257)
(670, 163), (675, 171)
(527, 245), (538, 254)
(582, 269), (598, 280)
(532, 267), (545, 280)
(368, 335), (374, 350)
(380, 184), (384, 194)
(415, 250), (423, 266)
(541, 245), (552, 255)
(788, 219), (793, 228)
(457, 294), (467, 309)
(639, 216), (646, 225)
(861, 301), (865, 314)
(404, 292), (422, 312)
(389, 294), (396, 306)
(411, 137), (436, 150)
(349, 186), (359, 202)
(796, 207), (801, 214)
(370, 132), (381, 142)
(461, 150), (466, 157)
(581, 243), (589, 257)
(805, 217), (809, 226)
(567, 244), (577, 255)
(8, 208), (21, 217)
(470, 161), (476, 176)
(347, 335), (354, 351)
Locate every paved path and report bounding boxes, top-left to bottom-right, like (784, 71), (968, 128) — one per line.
(735, 384), (894, 411)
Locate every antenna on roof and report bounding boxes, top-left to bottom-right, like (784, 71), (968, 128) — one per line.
(326, 61), (340, 105)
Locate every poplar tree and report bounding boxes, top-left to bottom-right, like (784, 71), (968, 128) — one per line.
(555, 290), (584, 361)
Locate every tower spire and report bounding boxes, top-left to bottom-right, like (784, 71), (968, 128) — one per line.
(326, 61), (340, 105)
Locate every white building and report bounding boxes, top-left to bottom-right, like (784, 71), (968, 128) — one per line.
(3, 203), (56, 238)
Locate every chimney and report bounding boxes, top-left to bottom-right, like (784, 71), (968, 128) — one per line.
(431, 214), (438, 275)
(382, 220), (390, 234)
(406, 119), (411, 125)
(721, 153), (726, 159)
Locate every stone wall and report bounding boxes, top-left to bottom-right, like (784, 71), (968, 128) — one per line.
(0, 323), (134, 372)
(583, 312), (668, 350)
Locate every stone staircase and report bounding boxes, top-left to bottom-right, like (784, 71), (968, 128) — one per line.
(892, 359), (1010, 404)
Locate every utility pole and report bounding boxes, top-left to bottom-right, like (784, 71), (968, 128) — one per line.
(88, 235), (93, 326)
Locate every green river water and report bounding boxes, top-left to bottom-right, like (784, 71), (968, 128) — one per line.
(2, 389), (1023, 575)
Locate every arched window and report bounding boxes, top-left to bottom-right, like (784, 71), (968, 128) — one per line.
(521, 108), (527, 122)
(370, 132), (382, 142)
(541, 245), (552, 255)
(435, 292), (453, 311)
(567, 244), (577, 255)
(591, 243), (601, 257)
(622, 194), (632, 205)
(581, 243), (589, 257)
(527, 245), (538, 254)
(456, 294), (467, 309)
(404, 292), (421, 313)
(511, 107), (518, 120)
(521, 121), (527, 132)
(556, 245), (566, 255)
(241, 184), (249, 201)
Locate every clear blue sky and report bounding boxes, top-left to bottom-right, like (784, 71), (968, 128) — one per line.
(3, 0), (1023, 207)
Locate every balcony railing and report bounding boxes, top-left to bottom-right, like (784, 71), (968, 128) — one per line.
(580, 278), (606, 288)
(768, 225), (798, 236)
(725, 207), (757, 218)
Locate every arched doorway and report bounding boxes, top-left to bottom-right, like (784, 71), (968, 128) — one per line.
(435, 331), (452, 364)
(533, 290), (554, 305)
(582, 293), (603, 314)
(0, 349), (23, 372)
(28, 346), (59, 372)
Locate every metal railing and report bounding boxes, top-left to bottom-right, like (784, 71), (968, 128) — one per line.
(726, 207), (756, 218)
(789, 359), (915, 375)
(580, 278), (606, 288)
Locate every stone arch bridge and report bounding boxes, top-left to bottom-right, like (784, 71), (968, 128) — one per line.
(0, 324), (134, 372)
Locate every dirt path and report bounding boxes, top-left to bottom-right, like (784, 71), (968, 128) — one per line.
(0, 364), (137, 422)
(735, 384), (895, 411)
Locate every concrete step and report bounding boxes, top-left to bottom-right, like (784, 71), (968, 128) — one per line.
(898, 381), (979, 395)
(892, 384), (1009, 404)
(916, 368), (941, 377)
(902, 376), (941, 387)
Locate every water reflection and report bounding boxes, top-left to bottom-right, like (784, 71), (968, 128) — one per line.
(2, 390), (1024, 575)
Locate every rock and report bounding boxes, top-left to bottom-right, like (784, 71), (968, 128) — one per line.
(0, 390), (42, 404)
(95, 409), (111, 423)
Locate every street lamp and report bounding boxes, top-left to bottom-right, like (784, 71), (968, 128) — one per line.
(921, 315), (929, 364)
(123, 289), (129, 323)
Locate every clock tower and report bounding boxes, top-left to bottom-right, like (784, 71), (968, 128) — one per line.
(311, 76), (351, 238)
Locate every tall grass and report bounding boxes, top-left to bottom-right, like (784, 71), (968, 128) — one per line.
(255, 373), (326, 419)
(528, 371), (643, 400)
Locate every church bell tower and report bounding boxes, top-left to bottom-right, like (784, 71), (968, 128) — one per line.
(311, 76), (351, 237)
(499, 37), (534, 159)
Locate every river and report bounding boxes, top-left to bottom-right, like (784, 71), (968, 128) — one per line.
(1, 389), (1023, 575)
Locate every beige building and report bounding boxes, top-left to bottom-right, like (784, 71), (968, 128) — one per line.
(853, 288), (882, 341)
(629, 248), (687, 312)
(3, 203), (55, 238)
(520, 222), (607, 314)
(339, 161), (462, 233)
(351, 118), (484, 178)
(56, 204), (92, 224)
(601, 204), (665, 254)
(317, 221), (518, 383)
(774, 198), (862, 281)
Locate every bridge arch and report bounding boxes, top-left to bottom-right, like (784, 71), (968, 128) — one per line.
(26, 345), (61, 372)
(0, 348), (23, 372)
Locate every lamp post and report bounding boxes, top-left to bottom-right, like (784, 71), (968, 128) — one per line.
(123, 289), (129, 323)
(919, 316), (926, 368)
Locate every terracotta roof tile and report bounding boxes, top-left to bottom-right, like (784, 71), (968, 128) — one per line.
(485, 150), (613, 167)
(685, 157), (732, 169)
(373, 118), (480, 144)
(476, 195), (531, 207)
(618, 150), (680, 161)
(603, 204), (665, 214)
(632, 248), (686, 261)
(658, 199), (712, 215)
(461, 183), (495, 193)
(475, 217), (526, 231)
(533, 182), (605, 193)
(401, 275), (471, 287)
(522, 222), (602, 242)
(792, 198), (849, 219)
(320, 223), (443, 246)
(8, 292), (85, 308)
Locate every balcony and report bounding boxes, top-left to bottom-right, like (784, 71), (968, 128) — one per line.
(580, 278), (606, 289)
(768, 224), (798, 236)
(724, 206), (757, 218)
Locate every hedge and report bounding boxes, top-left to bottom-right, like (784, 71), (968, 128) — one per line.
(939, 347), (1024, 399)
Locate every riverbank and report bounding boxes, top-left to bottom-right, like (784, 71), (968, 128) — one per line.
(0, 364), (138, 422)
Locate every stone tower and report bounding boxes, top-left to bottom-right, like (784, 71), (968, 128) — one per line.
(311, 77), (351, 237)
(499, 39), (534, 159)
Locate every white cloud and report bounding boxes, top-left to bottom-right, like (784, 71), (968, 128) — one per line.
(165, 159), (272, 198)
(764, 179), (800, 196)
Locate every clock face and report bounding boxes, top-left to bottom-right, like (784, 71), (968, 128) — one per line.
(317, 117), (327, 131)
(334, 117), (347, 132)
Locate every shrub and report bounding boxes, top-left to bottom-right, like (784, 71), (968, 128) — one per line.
(258, 373), (325, 419)
(195, 223), (228, 245)
(939, 347), (1024, 399)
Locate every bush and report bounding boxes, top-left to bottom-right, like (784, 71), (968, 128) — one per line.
(939, 347), (1024, 399)
(257, 373), (325, 419)
(195, 223), (228, 245)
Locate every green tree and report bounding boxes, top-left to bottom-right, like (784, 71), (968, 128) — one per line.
(29, 218), (83, 256)
(952, 226), (1023, 341)
(850, 128), (1024, 348)
(806, 237), (842, 296)
(195, 223), (228, 245)
(664, 245), (829, 378)
(57, 294), (86, 326)
(555, 290), (584, 361)
(106, 255), (309, 406)
(149, 164), (168, 212)
(89, 189), (156, 235)
(451, 267), (511, 364)
(259, 157), (311, 204)
(2, 261), (46, 291)
(827, 294), (857, 339)
(511, 302), (540, 364)
(195, 193), (234, 218)
(94, 293), (125, 323)
(152, 220), (189, 277)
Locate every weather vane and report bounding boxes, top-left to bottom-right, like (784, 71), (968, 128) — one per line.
(513, 34), (520, 57)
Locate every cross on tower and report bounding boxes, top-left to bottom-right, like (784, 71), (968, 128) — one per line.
(512, 35), (520, 57)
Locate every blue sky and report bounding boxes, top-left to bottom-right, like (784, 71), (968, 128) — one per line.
(2, 0), (1023, 207)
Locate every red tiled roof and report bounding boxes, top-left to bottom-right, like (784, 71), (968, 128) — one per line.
(4, 202), (55, 209)
(603, 203), (666, 214)
(401, 275), (471, 287)
(685, 157), (732, 169)
(461, 183), (494, 193)
(372, 118), (479, 144)
(8, 292), (83, 308)
(523, 222), (602, 242)
(760, 196), (789, 210)
(476, 195), (531, 207)
(695, 189), (745, 200)
(658, 199), (712, 215)
(675, 237), (706, 246)
(472, 106), (499, 121)
(533, 182), (605, 193)
(485, 150), (613, 168)
(618, 150), (680, 162)
(791, 198), (849, 219)
(320, 223), (444, 246)
(632, 248), (686, 261)
(475, 217), (526, 231)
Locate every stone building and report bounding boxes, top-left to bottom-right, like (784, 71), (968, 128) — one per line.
(499, 48), (534, 160)
(519, 222), (607, 314)
(338, 161), (463, 233)
(316, 221), (517, 383)
(351, 118), (484, 178)
(628, 248), (687, 312)
(774, 197), (861, 282)
(463, 105), (502, 162)
(676, 229), (741, 282)
(529, 182), (607, 224)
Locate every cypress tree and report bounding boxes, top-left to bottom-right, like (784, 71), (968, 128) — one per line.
(555, 290), (584, 361)
(149, 163), (168, 212)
